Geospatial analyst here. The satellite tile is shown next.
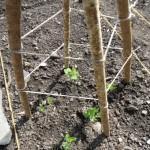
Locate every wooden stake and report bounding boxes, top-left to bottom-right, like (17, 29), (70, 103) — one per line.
(6, 0), (31, 118)
(63, 0), (70, 68)
(116, 0), (133, 82)
(83, 0), (110, 136)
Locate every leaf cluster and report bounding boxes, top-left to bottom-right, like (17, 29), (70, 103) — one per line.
(39, 97), (54, 113)
(64, 67), (80, 80)
(61, 134), (77, 150)
(83, 107), (101, 122)
(107, 83), (118, 92)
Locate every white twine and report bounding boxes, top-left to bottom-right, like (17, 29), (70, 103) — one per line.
(21, 9), (62, 39)
(24, 43), (64, 80)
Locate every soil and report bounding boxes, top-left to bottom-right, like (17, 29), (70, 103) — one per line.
(0, 0), (150, 150)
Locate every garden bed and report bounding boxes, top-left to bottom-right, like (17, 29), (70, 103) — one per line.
(0, 0), (150, 149)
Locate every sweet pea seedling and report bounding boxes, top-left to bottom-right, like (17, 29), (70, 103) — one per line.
(39, 101), (46, 113)
(61, 134), (77, 150)
(107, 83), (118, 92)
(47, 96), (54, 105)
(83, 107), (101, 122)
(39, 97), (54, 113)
(64, 67), (80, 80)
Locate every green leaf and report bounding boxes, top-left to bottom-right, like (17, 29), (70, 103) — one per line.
(39, 104), (46, 113)
(61, 141), (71, 150)
(61, 134), (76, 150)
(47, 97), (54, 105)
(64, 68), (72, 78)
(107, 83), (117, 92)
(83, 107), (101, 122)
(64, 67), (79, 81)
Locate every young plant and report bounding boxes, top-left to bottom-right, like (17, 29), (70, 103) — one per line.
(64, 67), (80, 80)
(107, 83), (118, 92)
(39, 101), (46, 113)
(47, 96), (54, 105)
(39, 97), (54, 113)
(83, 107), (101, 122)
(61, 134), (77, 150)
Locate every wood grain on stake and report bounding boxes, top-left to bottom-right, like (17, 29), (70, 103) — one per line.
(116, 0), (133, 82)
(6, 0), (31, 118)
(63, 0), (70, 67)
(83, 0), (110, 136)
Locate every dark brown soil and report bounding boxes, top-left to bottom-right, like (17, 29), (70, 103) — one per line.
(0, 0), (150, 150)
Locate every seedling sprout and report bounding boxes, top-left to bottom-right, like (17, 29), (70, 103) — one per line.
(61, 134), (77, 150)
(83, 107), (101, 122)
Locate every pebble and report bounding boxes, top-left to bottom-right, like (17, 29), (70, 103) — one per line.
(0, 89), (12, 145)
(125, 105), (138, 114)
(92, 122), (101, 134)
(123, 146), (133, 150)
(118, 137), (123, 143)
(115, 109), (120, 116)
(23, 70), (30, 83)
(141, 110), (148, 116)
(89, 68), (94, 72)
(146, 100), (150, 104)
(84, 49), (90, 55)
(129, 133), (137, 142)
(50, 52), (59, 59)
(147, 139), (150, 145)
(40, 62), (47, 67)
(24, 62), (31, 67)
(32, 41), (37, 47)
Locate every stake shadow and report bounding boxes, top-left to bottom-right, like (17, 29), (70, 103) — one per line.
(107, 80), (127, 103)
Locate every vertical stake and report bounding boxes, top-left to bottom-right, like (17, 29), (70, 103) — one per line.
(116, 0), (133, 83)
(63, 0), (70, 68)
(83, 0), (110, 136)
(6, 0), (31, 118)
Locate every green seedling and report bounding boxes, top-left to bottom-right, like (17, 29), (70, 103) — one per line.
(61, 134), (77, 150)
(47, 96), (54, 105)
(83, 107), (101, 122)
(64, 67), (80, 80)
(107, 83), (118, 92)
(39, 101), (46, 113)
(39, 97), (54, 113)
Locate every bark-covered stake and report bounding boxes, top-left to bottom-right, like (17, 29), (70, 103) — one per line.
(116, 0), (133, 82)
(6, 0), (31, 118)
(83, 0), (110, 136)
(63, 0), (70, 68)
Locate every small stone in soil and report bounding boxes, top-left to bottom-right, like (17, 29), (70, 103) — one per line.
(92, 122), (101, 134)
(125, 105), (138, 114)
(50, 52), (59, 59)
(147, 139), (150, 145)
(115, 109), (120, 116)
(123, 146), (133, 150)
(40, 62), (47, 67)
(146, 100), (150, 104)
(23, 70), (30, 83)
(118, 137), (123, 143)
(141, 110), (148, 116)
(32, 41), (37, 47)
(129, 133), (137, 142)
(24, 61), (31, 67)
